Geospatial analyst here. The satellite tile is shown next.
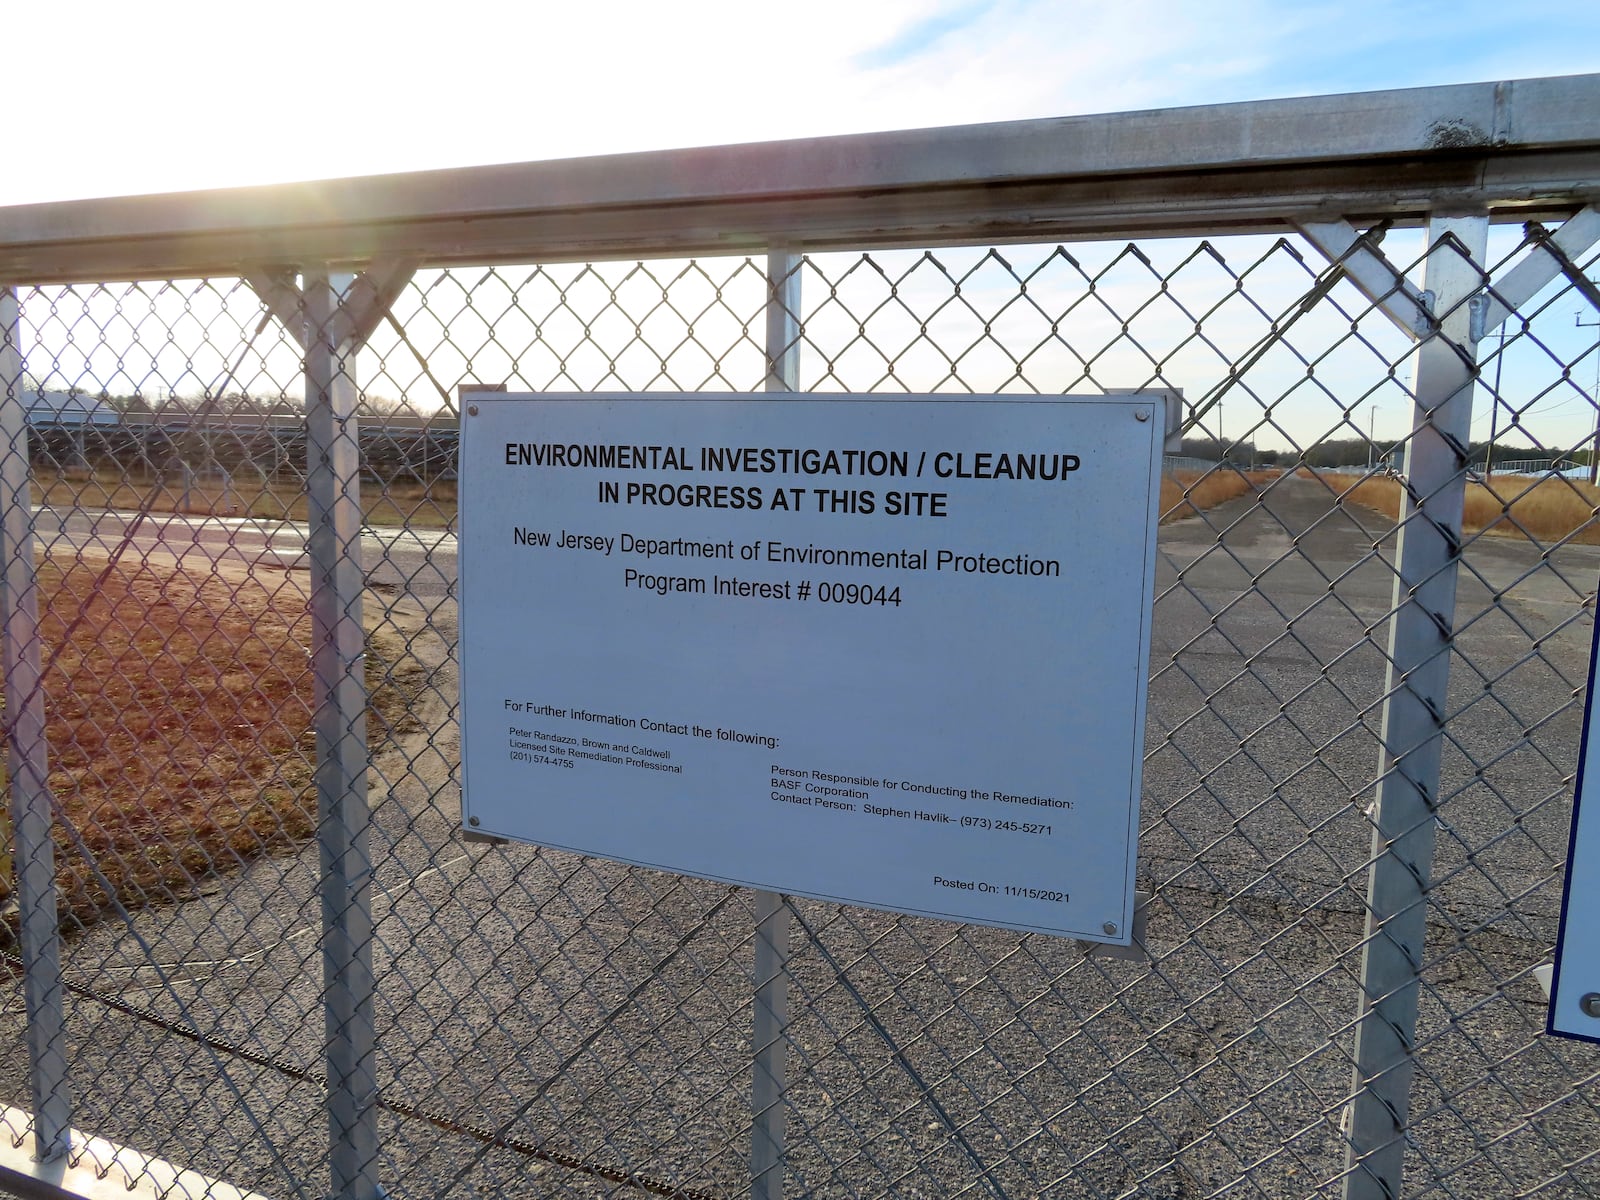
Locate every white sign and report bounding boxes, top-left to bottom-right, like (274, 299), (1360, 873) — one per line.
(458, 393), (1164, 942)
(1550, 607), (1600, 1041)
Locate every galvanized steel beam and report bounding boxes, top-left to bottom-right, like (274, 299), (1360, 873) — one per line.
(1477, 205), (1600, 333)
(242, 268), (307, 346)
(0, 76), (1596, 282)
(305, 269), (383, 1200)
(749, 248), (800, 1200)
(1295, 220), (1435, 339)
(0, 288), (71, 1164)
(245, 259), (418, 353)
(339, 258), (420, 348)
(1341, 214), (1488, 1200)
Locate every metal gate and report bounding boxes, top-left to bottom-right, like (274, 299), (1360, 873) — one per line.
(2, 75), (1600, 1199)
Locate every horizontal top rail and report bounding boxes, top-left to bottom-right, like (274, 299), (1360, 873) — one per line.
(2, 74), (1599, 282)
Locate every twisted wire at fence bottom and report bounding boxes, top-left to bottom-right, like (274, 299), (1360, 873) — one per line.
(0, 951), (727, 1200)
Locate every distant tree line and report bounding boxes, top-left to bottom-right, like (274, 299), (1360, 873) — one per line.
(35, 390), (1591, 475)
(95, 389), (418, 416)
(1180, 435), (1582, 471)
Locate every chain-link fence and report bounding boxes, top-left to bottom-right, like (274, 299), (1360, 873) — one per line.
(3, 80), (1600, 1200)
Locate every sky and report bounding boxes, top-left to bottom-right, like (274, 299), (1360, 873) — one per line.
(10, 0), (1600, 454)
(8, 0), (1600, 207)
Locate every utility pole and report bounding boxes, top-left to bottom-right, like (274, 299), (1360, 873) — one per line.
(1582, 310), (1600, 485)
(1484, 322), (1508, 480)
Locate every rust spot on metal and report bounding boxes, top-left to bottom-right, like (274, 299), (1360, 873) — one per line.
(1425, 119), (1488, 150)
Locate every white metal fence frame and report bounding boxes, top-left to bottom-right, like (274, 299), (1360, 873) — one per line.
(0, 74), (1598, 1200)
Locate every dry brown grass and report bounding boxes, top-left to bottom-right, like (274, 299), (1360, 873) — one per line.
(1160, 467), (1267, 522)
(0, 557), (315, 925)
(33, 468), (458, 529)
(1336, 473), (1404, 522)
(1, 555), (416, 930)
(1336, 471), (1600, 545)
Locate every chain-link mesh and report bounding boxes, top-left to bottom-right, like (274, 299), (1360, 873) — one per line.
(2, 213), (1599, 1199)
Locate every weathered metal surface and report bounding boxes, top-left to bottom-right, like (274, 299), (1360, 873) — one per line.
(0, 76), (1596, 281)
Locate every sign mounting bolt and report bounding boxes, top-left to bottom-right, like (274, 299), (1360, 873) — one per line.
(468, 815), (481, 827)
(1135, 408), (1151, 422)
(1102, 921), (1118, 936)
(1581, 993), (1600, 1018)
(468, 404), (479, 416)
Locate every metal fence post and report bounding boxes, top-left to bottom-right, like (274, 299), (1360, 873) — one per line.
(0, 287), (72, 1163)
(304, 269), (382, 1200)
(750, 248), (800, 1200)
(1342, 214), (1488, 1200)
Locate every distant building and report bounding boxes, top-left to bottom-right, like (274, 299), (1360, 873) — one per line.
(23, 388), (121, 427)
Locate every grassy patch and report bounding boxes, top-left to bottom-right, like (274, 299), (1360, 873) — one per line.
(1337, 472), (1600, 545)
(1160, 467), (1266, 523)
(33, 468), (457, 530)
(1, 557), (416, 932)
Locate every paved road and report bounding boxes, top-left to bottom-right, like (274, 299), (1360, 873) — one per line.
(5, 482), (1598, 1199)
(31, 507), (457, 607)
